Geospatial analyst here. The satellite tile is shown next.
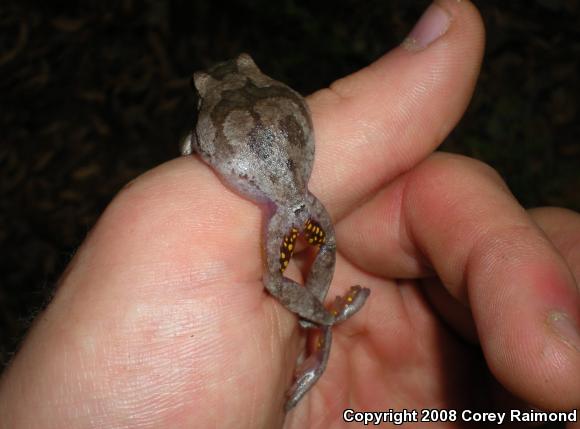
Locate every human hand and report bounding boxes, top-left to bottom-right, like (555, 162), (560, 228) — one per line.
(1, 1), (578, 428)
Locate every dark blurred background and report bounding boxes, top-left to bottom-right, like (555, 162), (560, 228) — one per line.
(0, 0), (578, 405)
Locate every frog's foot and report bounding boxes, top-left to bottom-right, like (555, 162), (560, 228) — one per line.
(329, 285), (371, 324)
(298, 285), (370, 328)
(284, 325), (332, 412)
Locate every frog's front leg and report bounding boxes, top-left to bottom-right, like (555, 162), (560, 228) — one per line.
(301, 193), (371, 327)
(264, 209), (334, 326)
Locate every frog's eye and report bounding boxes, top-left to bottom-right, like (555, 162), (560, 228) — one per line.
(236, 53), (259, 72)
(193, 71), (211, 94)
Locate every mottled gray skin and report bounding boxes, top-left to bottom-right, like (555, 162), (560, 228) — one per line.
(182, 53), (370, 411)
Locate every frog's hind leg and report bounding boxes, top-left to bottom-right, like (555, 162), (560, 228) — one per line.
(302, 193), (370, 326)
(266, 209), (336, 410)
(301, 193), (337, 304)
(284, 325), (332, 411)
(264, 210), (334, 326)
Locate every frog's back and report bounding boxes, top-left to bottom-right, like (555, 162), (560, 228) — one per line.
(191, 54), (315, 207)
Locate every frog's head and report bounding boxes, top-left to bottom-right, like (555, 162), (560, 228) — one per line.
(192, 53), (260, 99)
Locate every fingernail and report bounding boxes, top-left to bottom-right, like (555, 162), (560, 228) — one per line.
(402, 3), (452, 52)
(548, 311), (580, 352)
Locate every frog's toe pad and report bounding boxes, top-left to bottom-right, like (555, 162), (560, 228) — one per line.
(330, 285), (370, 324)
(298, 318), (317, 329)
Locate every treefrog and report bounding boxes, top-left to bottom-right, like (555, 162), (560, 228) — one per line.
(182, 53), (370, 411)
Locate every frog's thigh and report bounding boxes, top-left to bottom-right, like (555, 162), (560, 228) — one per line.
(303, 193), (371, 326)
(265, 211), (333, 326)
(303, 193), (337, 303)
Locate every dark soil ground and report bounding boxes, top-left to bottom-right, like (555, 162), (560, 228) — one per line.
(0, 0), (578, 421)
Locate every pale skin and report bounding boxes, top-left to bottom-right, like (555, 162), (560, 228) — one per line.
(0, 1), (579, 428)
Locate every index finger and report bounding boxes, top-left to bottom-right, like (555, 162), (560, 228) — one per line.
(342, 152), (580, 409)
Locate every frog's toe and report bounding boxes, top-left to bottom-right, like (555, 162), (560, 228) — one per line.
(180, 132), (195, 155)
(298, 318), (317, 329)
